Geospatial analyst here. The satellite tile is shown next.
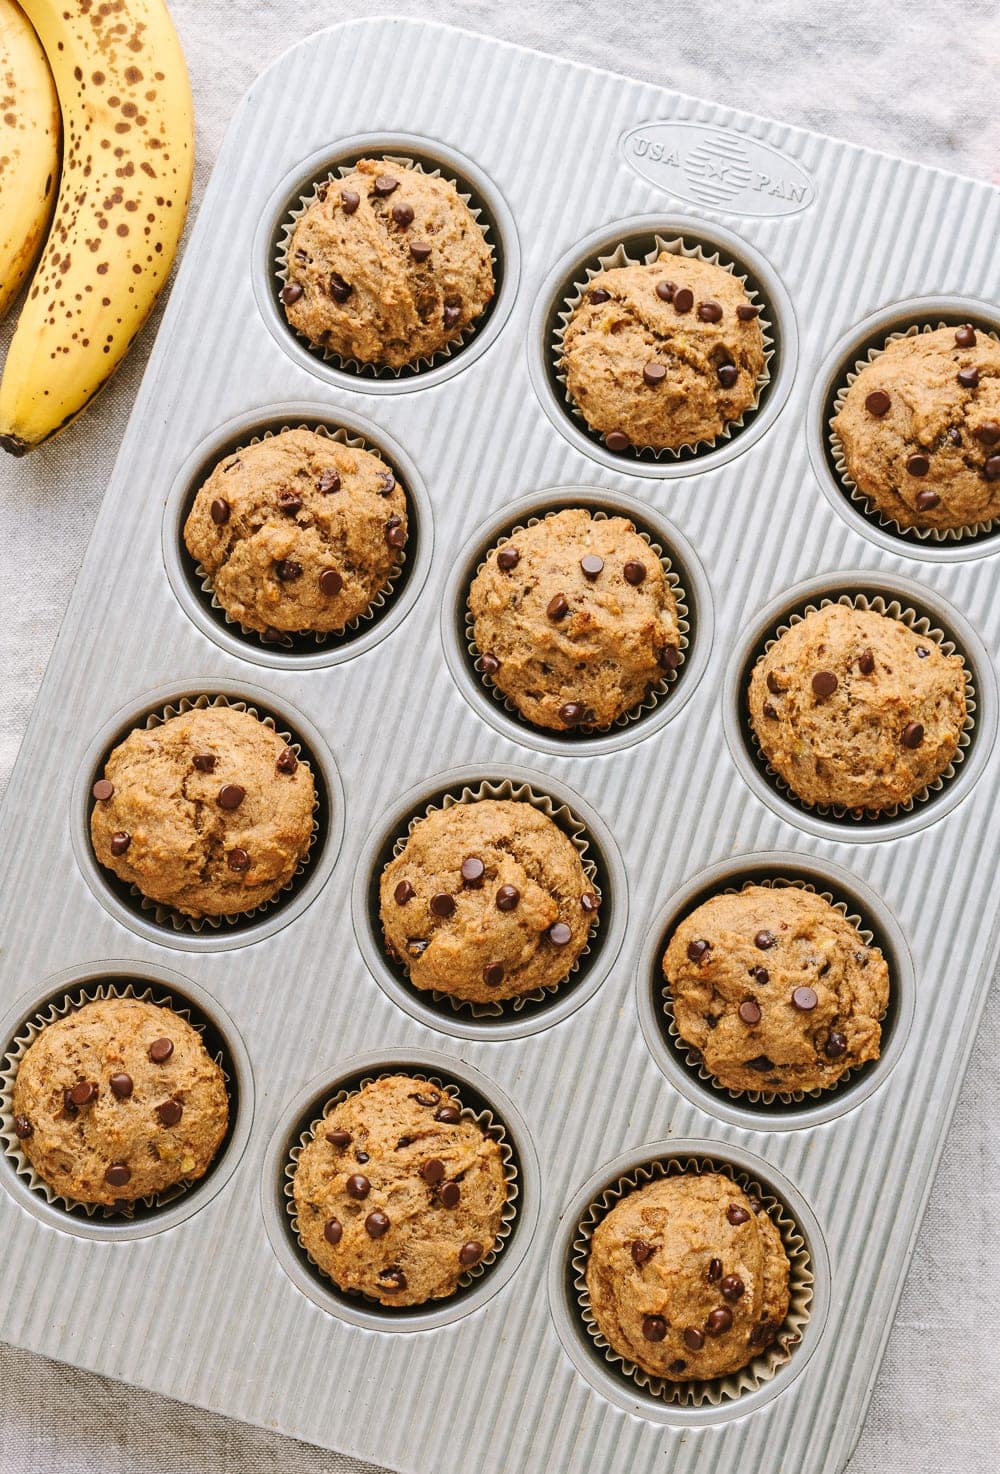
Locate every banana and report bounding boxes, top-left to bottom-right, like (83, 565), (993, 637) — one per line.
(0, 0), (60, 319)
(0, 0), (193, 454)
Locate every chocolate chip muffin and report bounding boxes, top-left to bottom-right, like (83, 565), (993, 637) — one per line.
(10, 997), (228, 1206)
(90, 705), (316, 918)
(281, 158), (494, 368)
(748, 603), (968, 812)
(468, 509), (681, 732)
(561, 253), (765, 451)
(832, 325), (1000, 531)
(585, 1172), (791, 1381)
(379, 799), (598, 1004)
(663, 885), (890, 1095)
(292, 1074), (508, 1306)
(183, 428), (408, 638)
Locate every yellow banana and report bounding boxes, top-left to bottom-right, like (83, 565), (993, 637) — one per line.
(0, 0), (60, 319)
(0, 0), (193, 454)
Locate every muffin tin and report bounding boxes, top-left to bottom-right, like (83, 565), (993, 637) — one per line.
(0, 18), (998, 1474)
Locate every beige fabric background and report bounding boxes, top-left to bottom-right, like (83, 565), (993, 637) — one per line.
(1, 1), (998, 1469)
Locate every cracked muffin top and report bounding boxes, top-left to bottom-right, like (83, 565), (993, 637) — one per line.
(832, 325), (1000, 531)
(183, 428), (408, 639)
(281, 158), (495, 368)
(560, 253), (765, 451)
(90, 706), (316, 918)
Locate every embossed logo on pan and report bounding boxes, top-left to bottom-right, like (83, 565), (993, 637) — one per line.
(620, 121), (815, 217)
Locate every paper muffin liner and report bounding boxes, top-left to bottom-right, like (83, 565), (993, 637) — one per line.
(284, 1070), (519, 1307)
(660, 877), (887, 1105)
(572, 1154), (812, 1407)
(747, 592), (977, 822)
(275, 153), (497, 378)
(187, 421), (411, 652)
(828, 320), (1000, 544)
(0, 979), (231, 1221)
(90, 693), (321, 933)
(465, 508), (690, 738)
(553, 234), (774, 462)
(381, 778), (602, 1020)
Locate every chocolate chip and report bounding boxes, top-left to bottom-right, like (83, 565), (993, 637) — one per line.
(430, 892), (455, 918)
(975, 421), (1000, 446)
(157, 1099), (183, 1127)
(384, 516), (406, 550)
(581, 892), (601, 913)
(643, 1315), (669, 1342)
(62, 1090), (78, 1115)
(948, 427), (963, 446)
(278, 489), (303, 513)
(109, 831), (131, 856)
(394, 879), (414, 905)
(858, 648), (875, 674)
(443, 303), (462, 329)
(329, 272), (352, 303)
(673, 287), (694, 314)
(12, 1115), (32, 1139)
(459, 1240), (483, 1266)
(280, 282), (303, 305)
(373, 174), (398, 196)
(746, 1054), (774, 1072)
(480, 653), (500, 676)
(812, 670), (838, 697)
(825, 1031), (848, 1058)
(717, 363), (739, 388)
(92, 779), (114, 801)
(276, 746), (298, 774)
(738, 999), (761, 1025)
(365, 1210), (390, 1238)
(706, 1307), (733, 1335)
(210, 497), (230, 525)
(752, 966), (769, 985)
(588, 287), (611, 304)
(193, 752), (217, 772)
(954, 324), (977, 347)
(346, 1174), (370, 1199)
(697, 300), (723, 322)
(766, 672), (783, 695)
(605, 431), (630, 451)
(547, 593), (570, 620)
(668, 1359), (687, 1374)
(631, 1239), (655, 1265)
(461, 856), (485, 887)
(275, 559), (303, 581)
(419, 1158), (445, 1184)
(317, 468), (341, 494)
(69, 1081), (97, 1107)
(438, 1182), (461, 1209)
(227, 847), (250, 872)
(906, 453), (930, 477)
(319, 567), (343, 596)
(687, 939), (710, 962)
(737, 303), (761, 321)
(379, 469), (396, 494)
(483, 961), (505, 988)
(726, 1204), (751, 1225)
(496, 885), (520, 911)
(409, 240), (432, 261)
(355, 1153), (369, 1165)
(558, 702), (586, 727)
(901, 722), (924, 748)
(218, 783), (245, 810)
(720, 1274), (745, 1301)
(643, 361), (666, 386)
(683, 1327), (705, 1350)
(324, 1217), (343, 1245)
(655, 280), (675, 302)
(661, 645), (681, 671)
(707, 1257), (722, 1282)
(434, 1105), (461, 1124)
(380, 1268), (407, 1291)
(750, 1318), (780, 1347)
(916, 646), (930, 658)
(341, 189), (360, 214)
(762, 702), (778, 719)
(109, 1074), (133, 1100)
(391, 202), (414, 228)
(865, 390), (891, 417)
(580, 553), (604, 580)
(148, 1038), (173, 1063)
(413, 1092), (440, 1108)
(623, 559), (646, 586)
(105, 1163), (131, 1188)
(916, 489), (940, 511)
(985, 455), (1000, 480)
(792, 986), (818, 1011)
(754, 930), (775, 950)
(548, 922), (572, 946)
(958, 366), (980, 389)
(326, 1130), (352, 1148)
(497, 547), (520, 572)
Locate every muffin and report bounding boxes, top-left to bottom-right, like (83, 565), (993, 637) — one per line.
(379, 798), (598, 1004)
(468, 508), (682, 731)
(747, 603), (968, 812)
(585, 1172), (791, 1381)
(90, 705), (316, 918)
(560, 253), (765, 451)
(10, 997), (228, 1206)
(292, 1074), (508, 1306)
(281, 158), (494, 368)
(663, 885), (890, 1095)
(832, 325), (1000, 531)
(183, 428), (408, 638)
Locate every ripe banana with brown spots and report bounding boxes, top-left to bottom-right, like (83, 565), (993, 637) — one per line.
(0, 0), (60, 319)
(0, 0), (193, 454)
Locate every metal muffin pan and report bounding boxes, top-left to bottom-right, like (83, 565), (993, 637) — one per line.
(0, 18), (998, 1474)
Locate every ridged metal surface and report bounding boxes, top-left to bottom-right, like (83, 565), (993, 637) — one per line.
(1, 18), (999, 1474)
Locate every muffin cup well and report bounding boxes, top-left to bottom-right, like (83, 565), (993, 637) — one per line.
(0, 966), (252, 1238)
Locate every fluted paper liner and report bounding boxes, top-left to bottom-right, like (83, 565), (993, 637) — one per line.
(661, 877), (888, 1105)
(275, 153), (497, 377)
(829, 320), (1000, 544)
(464, 507), (690, 738)
(553, 233), (774, 461)
(382, 778), (602, 1020)
(0, 980), (231, 1221)
(187, 421), (411, 652)
(747, 593), (977, 822)
(572, 1154), (812, 1407)
(284, 1070), (518, 1308)
(90, 693), (321, 933)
